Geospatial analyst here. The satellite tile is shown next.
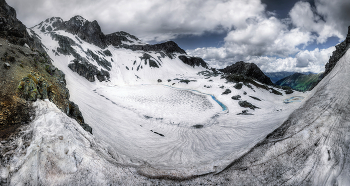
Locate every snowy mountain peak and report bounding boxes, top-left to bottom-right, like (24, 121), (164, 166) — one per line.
(71, 15), (88, 25)
(30, 16), (209, 84)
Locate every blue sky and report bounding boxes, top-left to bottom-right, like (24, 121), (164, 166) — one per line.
(8, 0), (350, 72)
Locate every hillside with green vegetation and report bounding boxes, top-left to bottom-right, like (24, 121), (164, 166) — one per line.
(275, 72), (324, 92)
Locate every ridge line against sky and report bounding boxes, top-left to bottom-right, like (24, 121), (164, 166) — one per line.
(8, 0), (350, 73)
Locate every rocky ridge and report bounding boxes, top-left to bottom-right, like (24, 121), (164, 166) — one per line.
(219, 61), (273, 85)
(324, 26), (350, 76)
(0, 1), (92, 139)
(36, 16), (187, 56)
(33, 16), (201, 82)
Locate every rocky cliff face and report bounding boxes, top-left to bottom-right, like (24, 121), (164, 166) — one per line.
(33, 15), (194, 82)
(0, 0), (44, 52)
(219, 61), (273, 85)
(0, 1), (92, 136)
(36, 15), (187, 57)
(178, 55), (208, 68)
(325, 26), (350, 76)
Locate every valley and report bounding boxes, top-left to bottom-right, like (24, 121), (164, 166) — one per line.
(1, 0), (350, 184)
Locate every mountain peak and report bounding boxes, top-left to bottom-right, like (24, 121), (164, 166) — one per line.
(219, 61), (273, 85)
(71, 15), (88, 24)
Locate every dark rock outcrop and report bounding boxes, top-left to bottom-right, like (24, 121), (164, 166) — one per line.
(178, 55), (208, 68)
(0, 0), (92, 136)
(222, 89), (231, 95)
(68, 59), (110, 82)
(38, 15), (187, 58)
(0, 0), (45, 52)
(220, 61), (273, 85)
(63, 16), (106, 48)
(17, 72), (92, 134)
(238, 100), (260, 110)
(68, 101), (92, 134)
(231, 95), (241, 100)
(123, 41), (186, 58)
(324, 27), (350, 76)
(105, 31), (140, 46)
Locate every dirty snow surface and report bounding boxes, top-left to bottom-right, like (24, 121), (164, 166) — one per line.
(7, 22), (348, 184)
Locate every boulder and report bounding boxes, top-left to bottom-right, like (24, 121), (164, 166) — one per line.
(222, 89), (231, 95)
(220, 61), (273, 85)
(238, 100), (260, 110)
(231, 95), (241, 100)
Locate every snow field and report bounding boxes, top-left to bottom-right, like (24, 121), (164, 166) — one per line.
(31, 27), (310, 177)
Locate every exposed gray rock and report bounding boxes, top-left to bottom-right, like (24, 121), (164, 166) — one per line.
(237, 110), (253, 115)
(0, 0), (46, 53)
(249, 96), (261, 101)
(68, 101), (92, 134)
(86, 49), (111, 70)
(68, 59), (110, 82)
(140, 53), (160, 68)
(231, 95), (241, 100)
(325, 29), (350, 76)
(105, 31), (140, 46)
(220, 61), (273, 85)
(238, 100), (259, 110)
(234, 83), (243, 89)
(222, 89), (231, 95)
(178, 55), (208, 69)
(124, 41), (186, 58)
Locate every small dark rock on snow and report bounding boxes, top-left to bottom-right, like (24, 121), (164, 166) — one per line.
(234, 83), (243, 89)
(222, 89), (231, 95)
(231, 95), (241, 100)
(238, 100), (260, 110)
(237, 110), (253, 115)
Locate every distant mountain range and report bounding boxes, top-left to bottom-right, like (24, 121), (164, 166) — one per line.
(265, 71), (315, 83)
(275, 72), (324, 92)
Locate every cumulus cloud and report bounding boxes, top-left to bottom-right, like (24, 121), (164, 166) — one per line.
(7, 0), (265, 42)
(188, 46), (334, 73)
(289, 1), (343, 43)
(7, 0), (347, 73)
(188, 0), (349, 73)
(223, 17), (313, 57)
(315, 0), (350, 39)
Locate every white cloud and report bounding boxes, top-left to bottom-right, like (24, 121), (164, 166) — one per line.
(8, 0), (265, 42)
(223, 17), (313, 57)
(187, 0), (348, 73)
(188, 15), (314, 65)
(289, 1), (344, 43)
(187, 46), (335, 73)
(7, 0), (347, 73)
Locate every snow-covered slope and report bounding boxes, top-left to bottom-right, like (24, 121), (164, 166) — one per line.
(26, 16), (311, 177)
